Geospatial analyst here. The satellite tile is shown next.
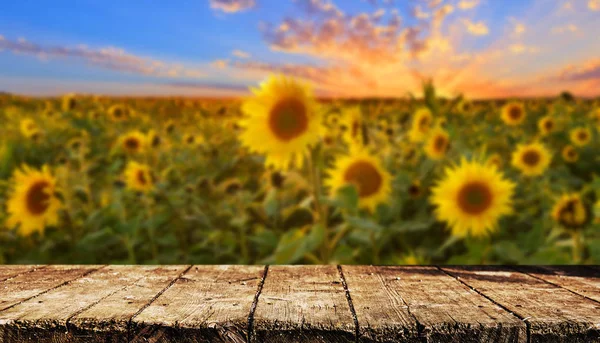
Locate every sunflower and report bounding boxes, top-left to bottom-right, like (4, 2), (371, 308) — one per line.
(239, 75), (321, 170)
(43, 108), (55, 119)
(501, 102), (526, 126)
(538, 116), (555, 136)
(402, 144), (420, 165)
(424, 128), (450, 160)
(486, 153), (503, 169)
(119, 131), (147, 154)
(408, 180), (422, 199)
(326, 112), (341, 127)
(164, 119), (176, 134)
(183, 133), (204, 146)
(552, 193), (588, 229)
(590, 109), (600, 127)
(124, 161), (155, 193)
(511, 142), (552, 176)
(340, 106), (365, 145)
(20, 119), (40, 139)
(570, 127), (592, 147)
(147, 130), (162, 149)
(108, 104), (128, 122)
(562, 145), (579, 163)
(409, 108), (433, 142)
(5, 165), (62, 236)
(62, 93), (77, 112)
(325, 145), (392, 211)
(430, 158), (515, 237)
(457, 99), (474, 116)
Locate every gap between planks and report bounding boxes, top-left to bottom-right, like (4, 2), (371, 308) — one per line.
(437, 266), (533, 343)
(1, 265), (599, 342)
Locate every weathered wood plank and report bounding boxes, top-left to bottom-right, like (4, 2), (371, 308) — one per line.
(516, 266), (600, 303)
(0, 266), (42, 283)
(441, 266), (600, 343)
(252, 265), (355, 343)
(69, 265), (189, 342)
(131, 265), (266, 343)
(0, 265), (100, 312)
(0, 265), (158, 343)
(343, 266), (526, 343)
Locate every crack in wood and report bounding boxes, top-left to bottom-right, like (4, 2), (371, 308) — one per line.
(337, 265), (359, 343)
(247, 265), (269, 343)
(126, 265), (193, 342)
(510, 266), (600, 307)
(0, 265), (46, 284)
(437, 266), (531, 343)
(0, 265), (106, 314)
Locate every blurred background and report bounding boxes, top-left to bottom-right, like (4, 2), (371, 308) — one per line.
(0, 0), (599, 264)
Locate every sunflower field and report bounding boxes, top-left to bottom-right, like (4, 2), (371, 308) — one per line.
(0, 77), (599, 265)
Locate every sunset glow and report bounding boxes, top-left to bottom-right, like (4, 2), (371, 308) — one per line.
(1, 0), (599, 98)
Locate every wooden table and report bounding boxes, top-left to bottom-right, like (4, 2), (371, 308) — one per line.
(0, 265), (598, 342)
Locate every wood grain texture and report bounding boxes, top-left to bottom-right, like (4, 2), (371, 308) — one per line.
(441, 266), (600, 343)
(131, 265), (266, 343)
(0, 265), (153, 343)
(69, 265), (189, 342)
(0, 265), (599, 342)
(0, 265), (101, 312)
(515, 266), (600, 303)
(343, 265), (526, 343)
(252, 265), (355, 343)
(0, 265), (42, 283)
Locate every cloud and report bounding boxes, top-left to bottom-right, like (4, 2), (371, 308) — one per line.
(552, 24), (578, 34)
(211, 59), (229, 69)
(412, 5), (430, 19)
(428, 0), (443, 9)
(294, 0), (344, 18)
(513, 23), (526, 36)
(462, 19), (489, 36)
(209, 0), (256, 13)
(232, 49), (251, 58)
(590, 0), (600, 11)
(457, 0), (480, 10)
(509, 43), (539, 54)
(0, 35), (206, 78)
(556, 58), (600, 81)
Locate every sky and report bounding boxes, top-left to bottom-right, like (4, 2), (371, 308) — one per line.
(0, 0), (599, 99)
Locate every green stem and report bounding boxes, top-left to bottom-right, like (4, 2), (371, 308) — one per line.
(572, 230), (583, 264)
(308, 146), (330, 262)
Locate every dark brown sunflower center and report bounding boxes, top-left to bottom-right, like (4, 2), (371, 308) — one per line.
(509, 106), (522, 120)
(270, 171), (285, 188)
(343, 161), (383, 198)
(408, 184), (420, 196)
(125, 138), (140, 150)
(544, 120), (553, 130)
(559, 200), (586, 227)
(136, 170), (147, 185)
(67, 98), (77, 110)
(114, 109), (123, 118)
(567, 149), (577, 158)
(26, 181), (51, 215)
(268, 98), (308, 141)
(433, 135), (448, 152)
(457, 182), (493, 215)
(522, 150), (541, 166)
(418, 117), (430, 130)
(577, 131), (588, 141)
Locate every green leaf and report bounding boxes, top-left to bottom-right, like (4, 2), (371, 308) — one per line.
(334, 185), (359, 211)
